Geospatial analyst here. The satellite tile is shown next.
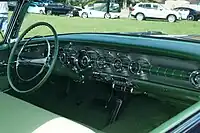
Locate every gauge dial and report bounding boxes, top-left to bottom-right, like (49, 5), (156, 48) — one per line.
(59, 48), (69, 65)
(113, 58), (123, 72)
(60, 53), (67, 64)
(129, 61), (141, 74)
(96, 56), (106, 69)
(80, 56), (90, 68)
(77, 50), (91, 70)
(190, 71), (200, 88)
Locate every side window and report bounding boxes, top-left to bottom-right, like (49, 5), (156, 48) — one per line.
(144, 4), (151, 9)
(93, 6), (104, 11)
(88, 4), (94, 7)
(93, 4), (106, 11)
(101, 7), (107, 12)
(138, 4), (143, 8)
(49, 4), (54, 7)
(58, 5), (63, 8)
(153, 5), (158, 9)
(174, 8), (179, 11)
(30, 4), (36, 7)
(110, 5), (120, 12)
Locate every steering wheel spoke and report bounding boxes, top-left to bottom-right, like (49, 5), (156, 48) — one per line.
(17, 57), (48, 67)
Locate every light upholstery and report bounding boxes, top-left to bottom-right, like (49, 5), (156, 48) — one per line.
(0, 92), (100, 133)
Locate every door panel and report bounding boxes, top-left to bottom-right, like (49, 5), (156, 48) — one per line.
(90, 10), (104, 18)
(90, 5), (106, 18)
(143, 4), (155, 18)
(151, 4), (166, 19)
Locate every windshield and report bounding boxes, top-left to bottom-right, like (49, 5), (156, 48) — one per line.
(2, 0), (200, 42)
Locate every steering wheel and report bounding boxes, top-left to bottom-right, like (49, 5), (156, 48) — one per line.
(7, 22), (59, 93)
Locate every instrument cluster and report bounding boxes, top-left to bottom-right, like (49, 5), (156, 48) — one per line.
(58, 42), (150, 79)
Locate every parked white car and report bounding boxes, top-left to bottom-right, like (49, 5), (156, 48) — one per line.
(27, 3), (45, 14)
(79, 3), (120, 19)
(131, 3), (181, 22)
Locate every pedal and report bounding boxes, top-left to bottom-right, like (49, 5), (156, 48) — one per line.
(108, 98), (123, 124)
(105, 81), (133, 125)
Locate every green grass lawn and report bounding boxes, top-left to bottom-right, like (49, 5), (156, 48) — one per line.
(19, 14), (200, 36)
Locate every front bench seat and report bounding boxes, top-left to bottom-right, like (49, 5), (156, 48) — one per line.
(0, 92), (102, 133)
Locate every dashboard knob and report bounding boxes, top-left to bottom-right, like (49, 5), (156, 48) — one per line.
(59, 53), (67, 64)
(80, 56), (90, 68)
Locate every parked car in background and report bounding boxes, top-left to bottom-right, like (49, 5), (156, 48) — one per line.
(79, 3), (120, 19)
(27, 3), (45, 14)
(45, 3), (74, 16)
(173, 7), (200, 21)
(73, 6), (82, 17)
(131, 3), (181, 22)
(33, 0), (53, 6)
(32, 2), (45, 6)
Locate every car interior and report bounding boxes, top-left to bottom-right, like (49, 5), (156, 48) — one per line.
(1, 0), (200, 133)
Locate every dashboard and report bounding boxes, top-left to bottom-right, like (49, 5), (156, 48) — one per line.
(56, 40), (200, 94)
(15, 33), (200, 101)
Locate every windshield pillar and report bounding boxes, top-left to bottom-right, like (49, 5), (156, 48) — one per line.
(4, 0), (30, 45)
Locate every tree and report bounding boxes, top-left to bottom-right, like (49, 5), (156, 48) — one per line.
(123, 0), (127, 8)
(54, 0), (95, 6)
(118, 0), (136, 9)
